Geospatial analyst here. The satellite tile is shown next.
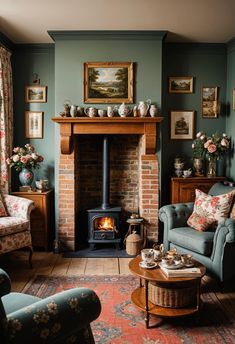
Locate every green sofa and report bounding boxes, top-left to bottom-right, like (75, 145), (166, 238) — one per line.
(0, 269), (101, 343)
(159, 182), (235, 284)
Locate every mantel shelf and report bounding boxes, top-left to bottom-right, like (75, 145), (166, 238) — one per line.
(52, 116), (164, 155)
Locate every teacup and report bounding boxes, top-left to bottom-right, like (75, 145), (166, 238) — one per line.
(98, 109), (107, 117)
(153, 243), (164, 260)
(141, 249), (154, 266)
(181, 254), (193, 266)
(162, 257), (174, 266)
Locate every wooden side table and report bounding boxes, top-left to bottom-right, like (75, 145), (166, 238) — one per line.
(12, 190), (53, 250)
(171, 176), (225, 203)
(129, 256), (206, 328)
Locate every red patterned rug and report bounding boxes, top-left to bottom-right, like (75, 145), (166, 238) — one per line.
(23, 275), (235, 344)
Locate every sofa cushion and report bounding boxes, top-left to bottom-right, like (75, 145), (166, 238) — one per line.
(187, 189), (235, 231)
(0, 195), (7, 217)
(169, 227), (215, 256)
(0, 217), (29, 236)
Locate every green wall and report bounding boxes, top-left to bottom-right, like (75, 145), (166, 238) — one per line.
(226, 38), (235, 180)
(161, 43), (227, 204)
(12, 44), (55, 189)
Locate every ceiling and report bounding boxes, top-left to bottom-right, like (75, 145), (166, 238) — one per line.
(1, 0), (235, 44)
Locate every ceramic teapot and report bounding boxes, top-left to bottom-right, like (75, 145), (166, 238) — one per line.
(85, 107), (97, 118)
(137, 99), (151, 117)
(118, 102), (131, 117)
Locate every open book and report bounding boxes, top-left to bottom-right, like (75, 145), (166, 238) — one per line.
(160, 265), (202, 278)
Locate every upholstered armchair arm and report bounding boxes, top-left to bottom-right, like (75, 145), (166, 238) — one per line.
(6, 288), (101, 343)
(3, 195), (34, 220)
(159, 203), (194, 250)
(0, 269), (11, 298)
(214, 218), (235, 244)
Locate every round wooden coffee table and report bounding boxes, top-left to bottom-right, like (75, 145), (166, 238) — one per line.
(129, 255), (206, 328)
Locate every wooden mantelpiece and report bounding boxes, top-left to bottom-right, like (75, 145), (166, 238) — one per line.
(52, 117), (164, 154)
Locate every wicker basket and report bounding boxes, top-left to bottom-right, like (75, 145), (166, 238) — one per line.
(125, 233), (143, 256)
(148, 282), (196, 308)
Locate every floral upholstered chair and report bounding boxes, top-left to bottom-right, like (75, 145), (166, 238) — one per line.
(0, 194), (34, 266)
(0, 269), (101, 343)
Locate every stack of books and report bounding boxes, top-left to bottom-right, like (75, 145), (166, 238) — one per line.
(160, 265), (202, 278)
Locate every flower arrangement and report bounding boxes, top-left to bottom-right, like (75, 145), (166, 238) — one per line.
(192, 131), (230, 159)
(6, 144), (44, 171)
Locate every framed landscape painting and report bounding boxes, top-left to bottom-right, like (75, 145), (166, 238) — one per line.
(25, 111), (43, 138)
(170, 110), (194, 139)
(202, 86), (219, 118)
(168, 77), (193, 94)
(84, 62), (133, 103)
(25, 85), (47, 103)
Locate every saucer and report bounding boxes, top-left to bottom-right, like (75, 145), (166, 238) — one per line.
(139, 261), (158, 269)
(160, 262), (184, 270)
(184, 262), (194, 267)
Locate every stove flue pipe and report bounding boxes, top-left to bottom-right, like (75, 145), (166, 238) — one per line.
(101, 135), (111, 209)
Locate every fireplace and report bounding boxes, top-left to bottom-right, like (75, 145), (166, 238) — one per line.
(87, 135), (122, 249)
(52, 117), (162, 251)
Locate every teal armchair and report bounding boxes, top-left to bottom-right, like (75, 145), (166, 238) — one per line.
(159, 182), (235, 284)
(0, 269), (101, 343)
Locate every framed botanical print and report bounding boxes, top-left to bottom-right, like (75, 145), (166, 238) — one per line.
(84, 62), (133, 103)
(25, 85), (47, 103)
(170, 110), (194, 139)
(25, 111), (43, 138)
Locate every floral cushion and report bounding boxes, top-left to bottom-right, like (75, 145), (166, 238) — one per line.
(230, 200), (235, 219)
(0, 195), (7, 217)
(187, 189), (235, 231)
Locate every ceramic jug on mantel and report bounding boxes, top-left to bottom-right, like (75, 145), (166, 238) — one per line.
(137, 99), (151, 117)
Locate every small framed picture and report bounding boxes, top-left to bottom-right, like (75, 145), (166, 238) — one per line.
(25, 85), (47, 103)
(233, 89), (235, 110)
(170, 110), (194, 140)
(168, 77), (193, 94)
(202, 87), (219, 118)
(25, 111), (43, 138)
(84, 61), (133, 103)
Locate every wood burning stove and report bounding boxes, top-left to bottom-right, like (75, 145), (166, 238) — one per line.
(87, 136), (122, 249)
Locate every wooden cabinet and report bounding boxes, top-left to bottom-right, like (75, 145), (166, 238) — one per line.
(12, 190), (53, 250)
(171, 177), (225, 203)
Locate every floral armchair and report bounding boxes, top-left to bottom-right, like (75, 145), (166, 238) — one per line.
(0, 268), (101, 343)
(0, 194), (35, 266)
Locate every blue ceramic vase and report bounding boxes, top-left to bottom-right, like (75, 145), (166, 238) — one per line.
(19, 168), (34, 186)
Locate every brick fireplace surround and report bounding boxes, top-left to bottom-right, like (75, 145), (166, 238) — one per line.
(52, 117), (163, 251)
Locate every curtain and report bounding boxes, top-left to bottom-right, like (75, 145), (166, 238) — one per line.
(0, 46), (13, 193)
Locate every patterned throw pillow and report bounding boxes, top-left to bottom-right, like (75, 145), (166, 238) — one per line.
(230, 202), (235, 219)
(187, 189), (235, 232)
(0, 194), (8, 217)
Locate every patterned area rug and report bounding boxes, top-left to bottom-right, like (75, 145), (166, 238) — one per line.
(23, 275), (235, 344)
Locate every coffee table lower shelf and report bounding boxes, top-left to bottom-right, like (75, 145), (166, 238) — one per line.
(131, 287), (200, 320)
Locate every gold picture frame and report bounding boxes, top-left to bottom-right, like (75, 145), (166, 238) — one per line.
(170, 110), (194, 140)
(25, 111), (43, 138)
(25, 85), (47, 103)
(202, 86), (219, 118)
(168, 76), (193, 94)
(84, 62), (133, 103)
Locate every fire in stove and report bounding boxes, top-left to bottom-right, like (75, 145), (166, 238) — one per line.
(96, 217), (115, 231)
